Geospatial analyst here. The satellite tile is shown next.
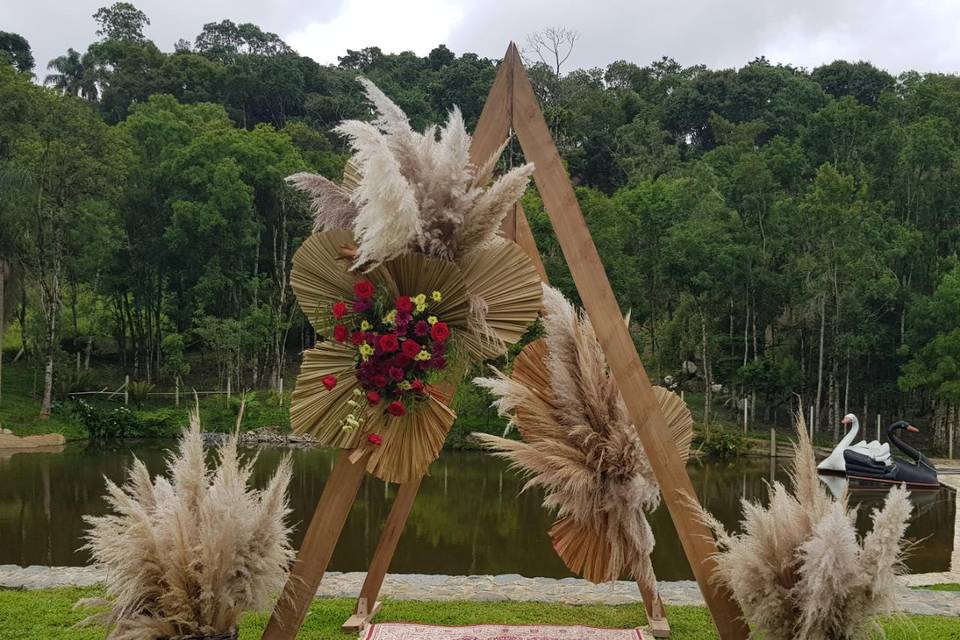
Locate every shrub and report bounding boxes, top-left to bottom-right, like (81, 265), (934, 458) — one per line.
(700, 428), (749, 459)
(71, 400), (179, 440)
(55, 369), (99, 397)
(126, 380), (155, 408)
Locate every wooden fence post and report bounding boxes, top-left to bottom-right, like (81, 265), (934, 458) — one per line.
(124, 375), (129, 406)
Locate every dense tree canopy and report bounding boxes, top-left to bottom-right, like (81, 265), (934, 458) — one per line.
(4, 3), (960, 452)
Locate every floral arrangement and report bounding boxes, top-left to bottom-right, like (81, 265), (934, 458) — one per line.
(321, 279), (454, 438)
(78, 408), (292, 640)
(283, 79), (544, 484)
(696, 413), (912, 640)
(474, 285), (693, 590)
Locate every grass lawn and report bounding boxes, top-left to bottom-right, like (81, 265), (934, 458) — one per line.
(1, 587), (958, 640)
(916, 583), (960, 592)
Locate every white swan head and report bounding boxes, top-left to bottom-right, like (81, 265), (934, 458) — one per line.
(840, 413), (859, 445)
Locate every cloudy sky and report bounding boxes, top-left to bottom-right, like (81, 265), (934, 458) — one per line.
(7, 0), (960, 79)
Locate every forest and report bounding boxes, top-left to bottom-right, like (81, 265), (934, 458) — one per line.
(2, 3), (960, 451)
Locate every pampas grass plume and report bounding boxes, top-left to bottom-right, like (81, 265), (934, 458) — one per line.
(80, 407), (294, 639)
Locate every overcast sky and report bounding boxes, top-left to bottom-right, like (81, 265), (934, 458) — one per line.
(7, 0), (960, 80)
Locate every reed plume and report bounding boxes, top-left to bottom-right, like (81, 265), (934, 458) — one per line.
(474, 285), (693, 590)
(697, 412), (913, 640)
(79, 409), (294, 639)
(287, 78), (534, 269)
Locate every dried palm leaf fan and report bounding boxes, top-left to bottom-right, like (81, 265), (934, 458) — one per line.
(475, 286), (693, 591)
(286, 79), (542, 483)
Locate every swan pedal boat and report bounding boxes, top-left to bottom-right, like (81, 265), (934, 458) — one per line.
(817, 414), (939, 491)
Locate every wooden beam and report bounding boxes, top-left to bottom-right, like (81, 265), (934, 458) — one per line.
(505, 42), (748, 640)
(638, 580), (671, 639)
(469, 51), (513, 183)
(514, 203), (548, 283)
(262, 450), (370, 640)
(342, 476), (423, 632)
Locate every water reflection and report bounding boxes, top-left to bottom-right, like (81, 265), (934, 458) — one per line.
(0, 443), (953, 580)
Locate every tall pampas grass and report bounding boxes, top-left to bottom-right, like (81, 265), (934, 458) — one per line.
(697, 412), (913, 640)
(474, 285), (693, 590)
(79, 408), (294, 640)
(287, 78), (534, 269)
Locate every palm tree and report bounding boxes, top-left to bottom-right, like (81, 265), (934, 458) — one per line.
(44, 48), (98, 101)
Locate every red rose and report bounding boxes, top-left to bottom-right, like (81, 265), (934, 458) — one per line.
(395, 354), (413, 367)
(395, 296), (414, 313)
(430, 321), (450, 342)
(387, 401), (406, 417)
(378, 333), (399, 353)
(353, 280), (375, 299)
(411, 379), (424, 392)
(332, 302), (347, 320)
(373, 374), (388, 388)
(401, 339), (422, 358)
(351, 331), (366, 346)
(322, 375), (337, 391)
(333, 325), (349, 342)
(367, 433), (383, 446)
(366, 391), (381, 405)
(389, 366), (405, 381)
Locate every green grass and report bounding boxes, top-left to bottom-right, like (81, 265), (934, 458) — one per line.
(916, 583), (960, 592)
(1, 588), (958, 639)
(0, 362), (85, 439)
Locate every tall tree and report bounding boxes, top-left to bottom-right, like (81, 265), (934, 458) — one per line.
(93, 2), (150, 42)
(0, 32), (34, 74)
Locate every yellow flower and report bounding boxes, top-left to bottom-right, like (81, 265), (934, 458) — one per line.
(415, 302), (427, 313)
(413, 293), (427, 306)
(360, 320), (372, 331)
(398, 380), (412, 390)
(359, 343), (374, 359)
(416, 350), (432, 361)
(383, 309), (397, 325)
(427, 315), (438, 325)
(431, 290), (442, 302)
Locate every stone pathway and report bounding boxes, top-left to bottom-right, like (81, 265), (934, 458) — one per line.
(2, 566), (959, 617)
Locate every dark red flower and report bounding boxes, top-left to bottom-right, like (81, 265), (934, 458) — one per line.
(401, 339), (422, 358)
(353, 280), (375, 299)
(430, 321), (450, 342)
(395, 353), (413, 368)
(367, 433), (383, 446)
(411, 379), (424, 393)
(395, 296), (414, 313)
(351, 331), (366, 346)
(333, 325), (349, 342)
(373, 374), (388, 388)
(322, 375), (337, 391)
(387, 401), (406, 417)
(378, 333), (399, 353)
(389, 366), (405, 381)
(414, 320), (430, 337)
(366, 391), (381, 405)
(353, 299), (372, 313)
(431, 356), (447, 370)
(332, 302), (347, 320)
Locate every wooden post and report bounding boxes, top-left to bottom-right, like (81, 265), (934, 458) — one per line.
(505, 43), (747, 638)
(124, 375), (129, 406)
(770, 428), (776, 458)
(877, 413), (881, 443)
(342, 477), (423, 632)
(637, 580), (671, 638)
(174, 376), (180, 408)
(262, 451), (370, 639)
(742, 398), (748, 434)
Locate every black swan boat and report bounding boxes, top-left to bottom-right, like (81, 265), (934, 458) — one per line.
(843, 421), (939, 491)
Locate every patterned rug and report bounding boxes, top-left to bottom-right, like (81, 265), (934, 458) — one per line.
(364, 623), (643, 640)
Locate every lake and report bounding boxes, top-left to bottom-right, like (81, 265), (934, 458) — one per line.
(0, 443), (954, 580)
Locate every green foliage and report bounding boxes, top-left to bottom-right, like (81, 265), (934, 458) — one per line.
(126, 380), (154, 408)
(0, 32), (34, 74)
(70, 398), (176, 440)
(699, 428), (750, 459)
(54, 369), (99, 397)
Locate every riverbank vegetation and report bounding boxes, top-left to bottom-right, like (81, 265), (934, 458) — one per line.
(5, 3), (960, 453)
(1, 588), (957, 640)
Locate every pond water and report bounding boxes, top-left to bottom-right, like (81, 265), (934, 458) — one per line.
(0, 443), (954, 580)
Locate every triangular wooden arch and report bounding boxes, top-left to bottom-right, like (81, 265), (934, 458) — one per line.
(261, 43), (748, 640)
